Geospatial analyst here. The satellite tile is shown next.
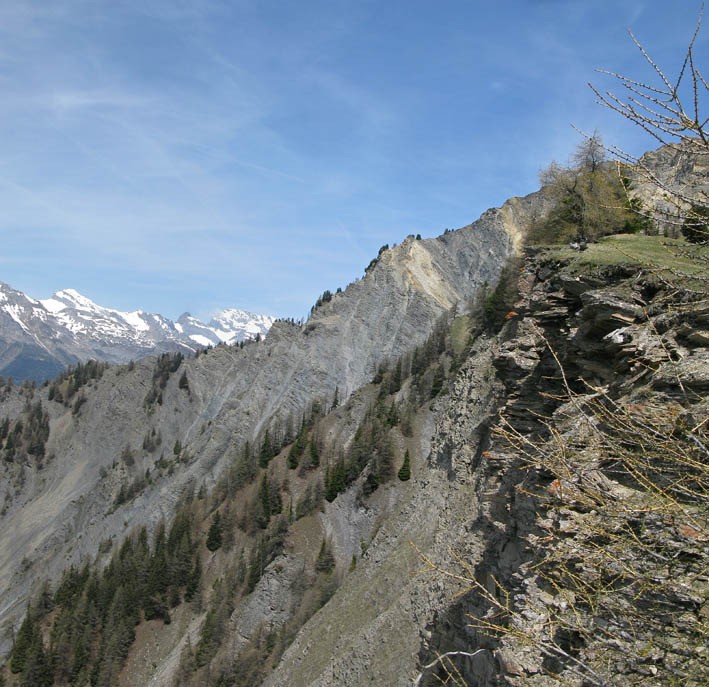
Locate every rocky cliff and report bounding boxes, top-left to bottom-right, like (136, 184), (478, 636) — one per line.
(0, 145), (706, 687)
(0, 191), (541, 663)
(261, 235), (707, 687)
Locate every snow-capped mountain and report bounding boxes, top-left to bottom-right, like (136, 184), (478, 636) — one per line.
(0, 281), (274, 382)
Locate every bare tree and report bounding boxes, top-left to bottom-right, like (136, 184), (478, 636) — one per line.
(531, 133), (642, 244)
(589, 4), (708, 238)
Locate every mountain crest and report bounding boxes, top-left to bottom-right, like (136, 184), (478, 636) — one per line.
(0, 283), (274, 381)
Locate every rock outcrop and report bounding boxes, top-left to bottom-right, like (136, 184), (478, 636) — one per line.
(256, 238), (707, 687)
(0, 192), (540, 658)
(2, 144), (705, 687)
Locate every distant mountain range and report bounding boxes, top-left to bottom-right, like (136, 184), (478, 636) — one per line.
(0, 281), (274, 382)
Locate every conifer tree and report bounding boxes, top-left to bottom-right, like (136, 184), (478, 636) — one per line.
(254, 474), (272, 529)
(9, 608), (35, 674)
(531, 134), (638, 244)
(259, 429), (273, 467)
(387, 401), (399, 427)
(268, 477), (282, 516)
(398, 450), (411, 481)
(309, 439), (320, 468)
(185, 556), (202, 602)
(325, 460), (346, 502)
(206, 511), (223, 552)
(389, 359), (403, 394)
(287, 428), (307, 469)
(246, 540), (264, 592)
(147, 522), (169, 598)
(683, 204), (709, 243)
(20, 632), (51, 687)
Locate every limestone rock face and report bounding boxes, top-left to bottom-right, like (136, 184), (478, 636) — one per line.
(261, 337), (501, 687)
(0, 191), (540, 655)
(262, 240), (708, 687)
(629, 139), (709, 235)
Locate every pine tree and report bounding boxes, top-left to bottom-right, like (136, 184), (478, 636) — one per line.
(389, 359), (403, 394)
(398, 450), (411, 481)
(254, 474), (272, 529)
(185, 556), (202, 602)
(10, 607), (35, 673)
(387, 401), (399, 427)
(268, 478), (282, 515)
(147, 522), (169, 599)
(309, 439), (320, 468)
(287, 429), (306, 469)
(259, 429), (273, 467)
(246, 541), (264, 592)
(206, 511), (223, 552)
(325, 460), (346, 502)
(21, 632), (51, 687)
(683, 204), (709, 243)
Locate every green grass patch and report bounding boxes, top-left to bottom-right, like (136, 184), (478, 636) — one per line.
(544, 234), (709, 287)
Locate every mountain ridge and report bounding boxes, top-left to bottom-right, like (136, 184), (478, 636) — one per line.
(0, 191), (533, 660)
(0, 282), (274, 382)
(1, 141), (704, 687)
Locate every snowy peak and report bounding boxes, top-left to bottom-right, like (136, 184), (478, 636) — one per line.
(44, 288), (101, 312)
(176, 309), (274, 347)
(36, 289), (161, 341)
(209, 308), (274, 344)
(0, 281), (274, 381)
(48, 289), (153, 333)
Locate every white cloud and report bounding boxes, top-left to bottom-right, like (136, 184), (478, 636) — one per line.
(46, 89), (153, 113)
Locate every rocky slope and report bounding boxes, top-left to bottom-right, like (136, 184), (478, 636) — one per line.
(0, 144), (705, 687)
(0, 192), (540, 663)
(0, 283), (274, 382)
(262, 236), (707, 687)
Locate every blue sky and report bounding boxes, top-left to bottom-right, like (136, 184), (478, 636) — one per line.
(0, 1), (705, 320)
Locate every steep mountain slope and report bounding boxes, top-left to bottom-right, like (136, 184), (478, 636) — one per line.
(2, 143), (704, 687)
(6, 231), (701, 687)
(0, 193), (538, 663)
(258, 235), (707, 687)
(0, 283), (274, 382)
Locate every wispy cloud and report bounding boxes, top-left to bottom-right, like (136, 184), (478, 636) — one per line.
(0, 0), (703, 318)
(44, 89), (153, 114)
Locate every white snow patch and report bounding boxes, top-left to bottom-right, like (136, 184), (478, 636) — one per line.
(55, 289), (100, 311)
(174, 322), (183, 333)
(40, 298), (67, 314)
(211, 329), (234, 344)
(189, 334), (213, 347)
(121, 310), (150, 332)
(6, 305), (29, 332)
